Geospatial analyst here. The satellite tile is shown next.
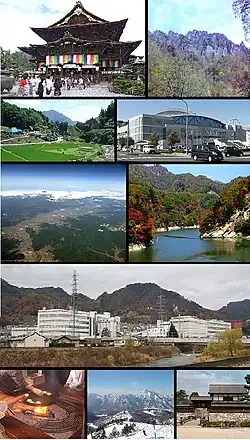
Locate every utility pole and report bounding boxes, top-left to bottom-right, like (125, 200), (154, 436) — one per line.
(72, 270), (79, 337)
(181, 99), (189, 154)
(173, 304), (181, 338)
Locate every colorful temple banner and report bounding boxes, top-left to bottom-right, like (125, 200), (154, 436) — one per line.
(46, 54), (99, 65)
(102, 59), (121, 68)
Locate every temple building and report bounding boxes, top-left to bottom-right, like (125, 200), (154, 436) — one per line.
(18, 1), (142, 78)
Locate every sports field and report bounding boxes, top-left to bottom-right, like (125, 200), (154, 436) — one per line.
(1, 141), (105, 162)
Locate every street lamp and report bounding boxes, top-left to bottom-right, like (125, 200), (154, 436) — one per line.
(180, 99), (189, 154)
(126, 119), (130, 152)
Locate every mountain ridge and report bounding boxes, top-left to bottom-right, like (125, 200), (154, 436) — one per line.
(88, 389), (174, 414)
(42, 110), (78, 126)
(148, 29), (249, 60)
(1, 278), (248, 325)
(129, 164), (226, 194)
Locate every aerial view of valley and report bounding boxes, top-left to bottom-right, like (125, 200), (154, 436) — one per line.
(129, 164), (250, 262)
(1, 164), (126, 263)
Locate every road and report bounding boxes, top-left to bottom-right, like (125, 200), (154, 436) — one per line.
(118, 152), (250, 163)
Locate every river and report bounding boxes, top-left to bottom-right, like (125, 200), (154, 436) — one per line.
(129, 228), (250, 262)
(135, 353), (197, 367)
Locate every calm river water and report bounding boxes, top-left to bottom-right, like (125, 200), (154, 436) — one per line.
(129, 228), (250, 262)
(135, 353), (197, 367)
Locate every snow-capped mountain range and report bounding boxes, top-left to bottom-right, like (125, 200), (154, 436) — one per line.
(88, 390), (174, 415)
(1, 189), (125, 200)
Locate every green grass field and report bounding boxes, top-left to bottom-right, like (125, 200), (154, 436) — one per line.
(1, 141), (105, 162)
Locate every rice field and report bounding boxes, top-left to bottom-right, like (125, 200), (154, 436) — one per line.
(1, 141), (106, 162)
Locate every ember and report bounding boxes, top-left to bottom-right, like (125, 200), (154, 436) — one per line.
(33, 406), (48, 415)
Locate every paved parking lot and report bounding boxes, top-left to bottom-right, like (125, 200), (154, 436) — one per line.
(117, 152), (250, 163)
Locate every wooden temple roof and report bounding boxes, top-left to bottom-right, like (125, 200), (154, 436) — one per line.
(49, 1), (106, 27)
(31, 19), (128, 43)
(18, 40), (142, 59)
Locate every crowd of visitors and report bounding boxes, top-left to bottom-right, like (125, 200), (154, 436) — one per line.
(18, 74), (95, 97)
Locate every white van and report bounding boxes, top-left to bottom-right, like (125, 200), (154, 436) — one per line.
(143, 144), (157, 154)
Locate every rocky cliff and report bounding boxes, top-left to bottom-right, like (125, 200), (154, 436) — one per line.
(200, 177), (250, 239)
(149, 29), (249, 60)
(201, 195), (250, 239)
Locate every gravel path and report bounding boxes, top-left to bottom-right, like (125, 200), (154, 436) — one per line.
(2, 83), (134, 97)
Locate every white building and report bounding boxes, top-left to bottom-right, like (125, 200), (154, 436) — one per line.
(146, 321), (171, 337)
(170, 316), (231, 339)
(141, 316), (231, 339)
(11, 326), (37, 337)
(96, 312), (120, 338)
(11, 308), (121, 341)
(170, 316), (208, 338)
(117, 109), (248, 147)
(37, 308), (96, 339)
(206, 319), (231, 338)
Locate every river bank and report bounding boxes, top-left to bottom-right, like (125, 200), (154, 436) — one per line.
(0, 345), (178, 367)
(129, 225), (198, 252)
(129, 227), (250, 262)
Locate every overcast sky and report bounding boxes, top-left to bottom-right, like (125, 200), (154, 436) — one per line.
(0, 0), (145, 56)
(177, 370), (250, 395)
(1, 264), (249, 310)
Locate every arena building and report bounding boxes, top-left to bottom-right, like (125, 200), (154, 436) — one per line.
(117, 109), (249, 146)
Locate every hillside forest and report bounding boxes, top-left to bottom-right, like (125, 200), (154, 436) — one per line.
(129, 170), (250, 246)
(1, 101), (114, 145)
(148, 1), (250, 97)
(149, 39), (250, 97)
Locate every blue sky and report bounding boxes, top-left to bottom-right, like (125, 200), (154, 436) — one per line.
(1, 164), (126, 192)
(178, 370), (250, 395)
(88, 370), (174, 395)
(161, 165), (250, 183)
(5, 99), (112, 123)
(117, 99), (250, 127)
(149, 0), (247, 45)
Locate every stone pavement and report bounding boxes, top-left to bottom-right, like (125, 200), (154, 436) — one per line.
(178, 426), (250, 439)
(2, 83), (134, 98)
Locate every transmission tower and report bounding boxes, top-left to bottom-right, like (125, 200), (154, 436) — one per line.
(71, 270), (79, 337)
(157, 295), (165, 323)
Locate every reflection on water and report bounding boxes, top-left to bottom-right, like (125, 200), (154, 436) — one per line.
(129, 228), (250, 262)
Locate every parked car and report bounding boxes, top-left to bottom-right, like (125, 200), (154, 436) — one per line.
(224, 146), (244, 157)
(191, 144), (224, 162)
(143, 145), (157, 154)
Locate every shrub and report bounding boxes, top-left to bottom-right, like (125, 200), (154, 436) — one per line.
(112, 79), (145, 95)
(234, 218), (250, 235)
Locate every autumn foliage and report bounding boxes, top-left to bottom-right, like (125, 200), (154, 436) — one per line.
(200, 176), (250, 232)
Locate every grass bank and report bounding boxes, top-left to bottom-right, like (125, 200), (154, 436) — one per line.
(0, 345), (177, 368)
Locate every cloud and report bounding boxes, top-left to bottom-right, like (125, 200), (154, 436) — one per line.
(177, 370), (250, 395)
(1, 264), (249, 309)
(0, 0), (145, 55)
(4, 99), (113, 123)
(149, 0), (247, 45)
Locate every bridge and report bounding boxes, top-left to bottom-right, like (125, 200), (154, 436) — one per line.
(145, 337), (250, 345)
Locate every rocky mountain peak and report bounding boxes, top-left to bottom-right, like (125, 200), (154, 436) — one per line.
(149, 29), (249, 59)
